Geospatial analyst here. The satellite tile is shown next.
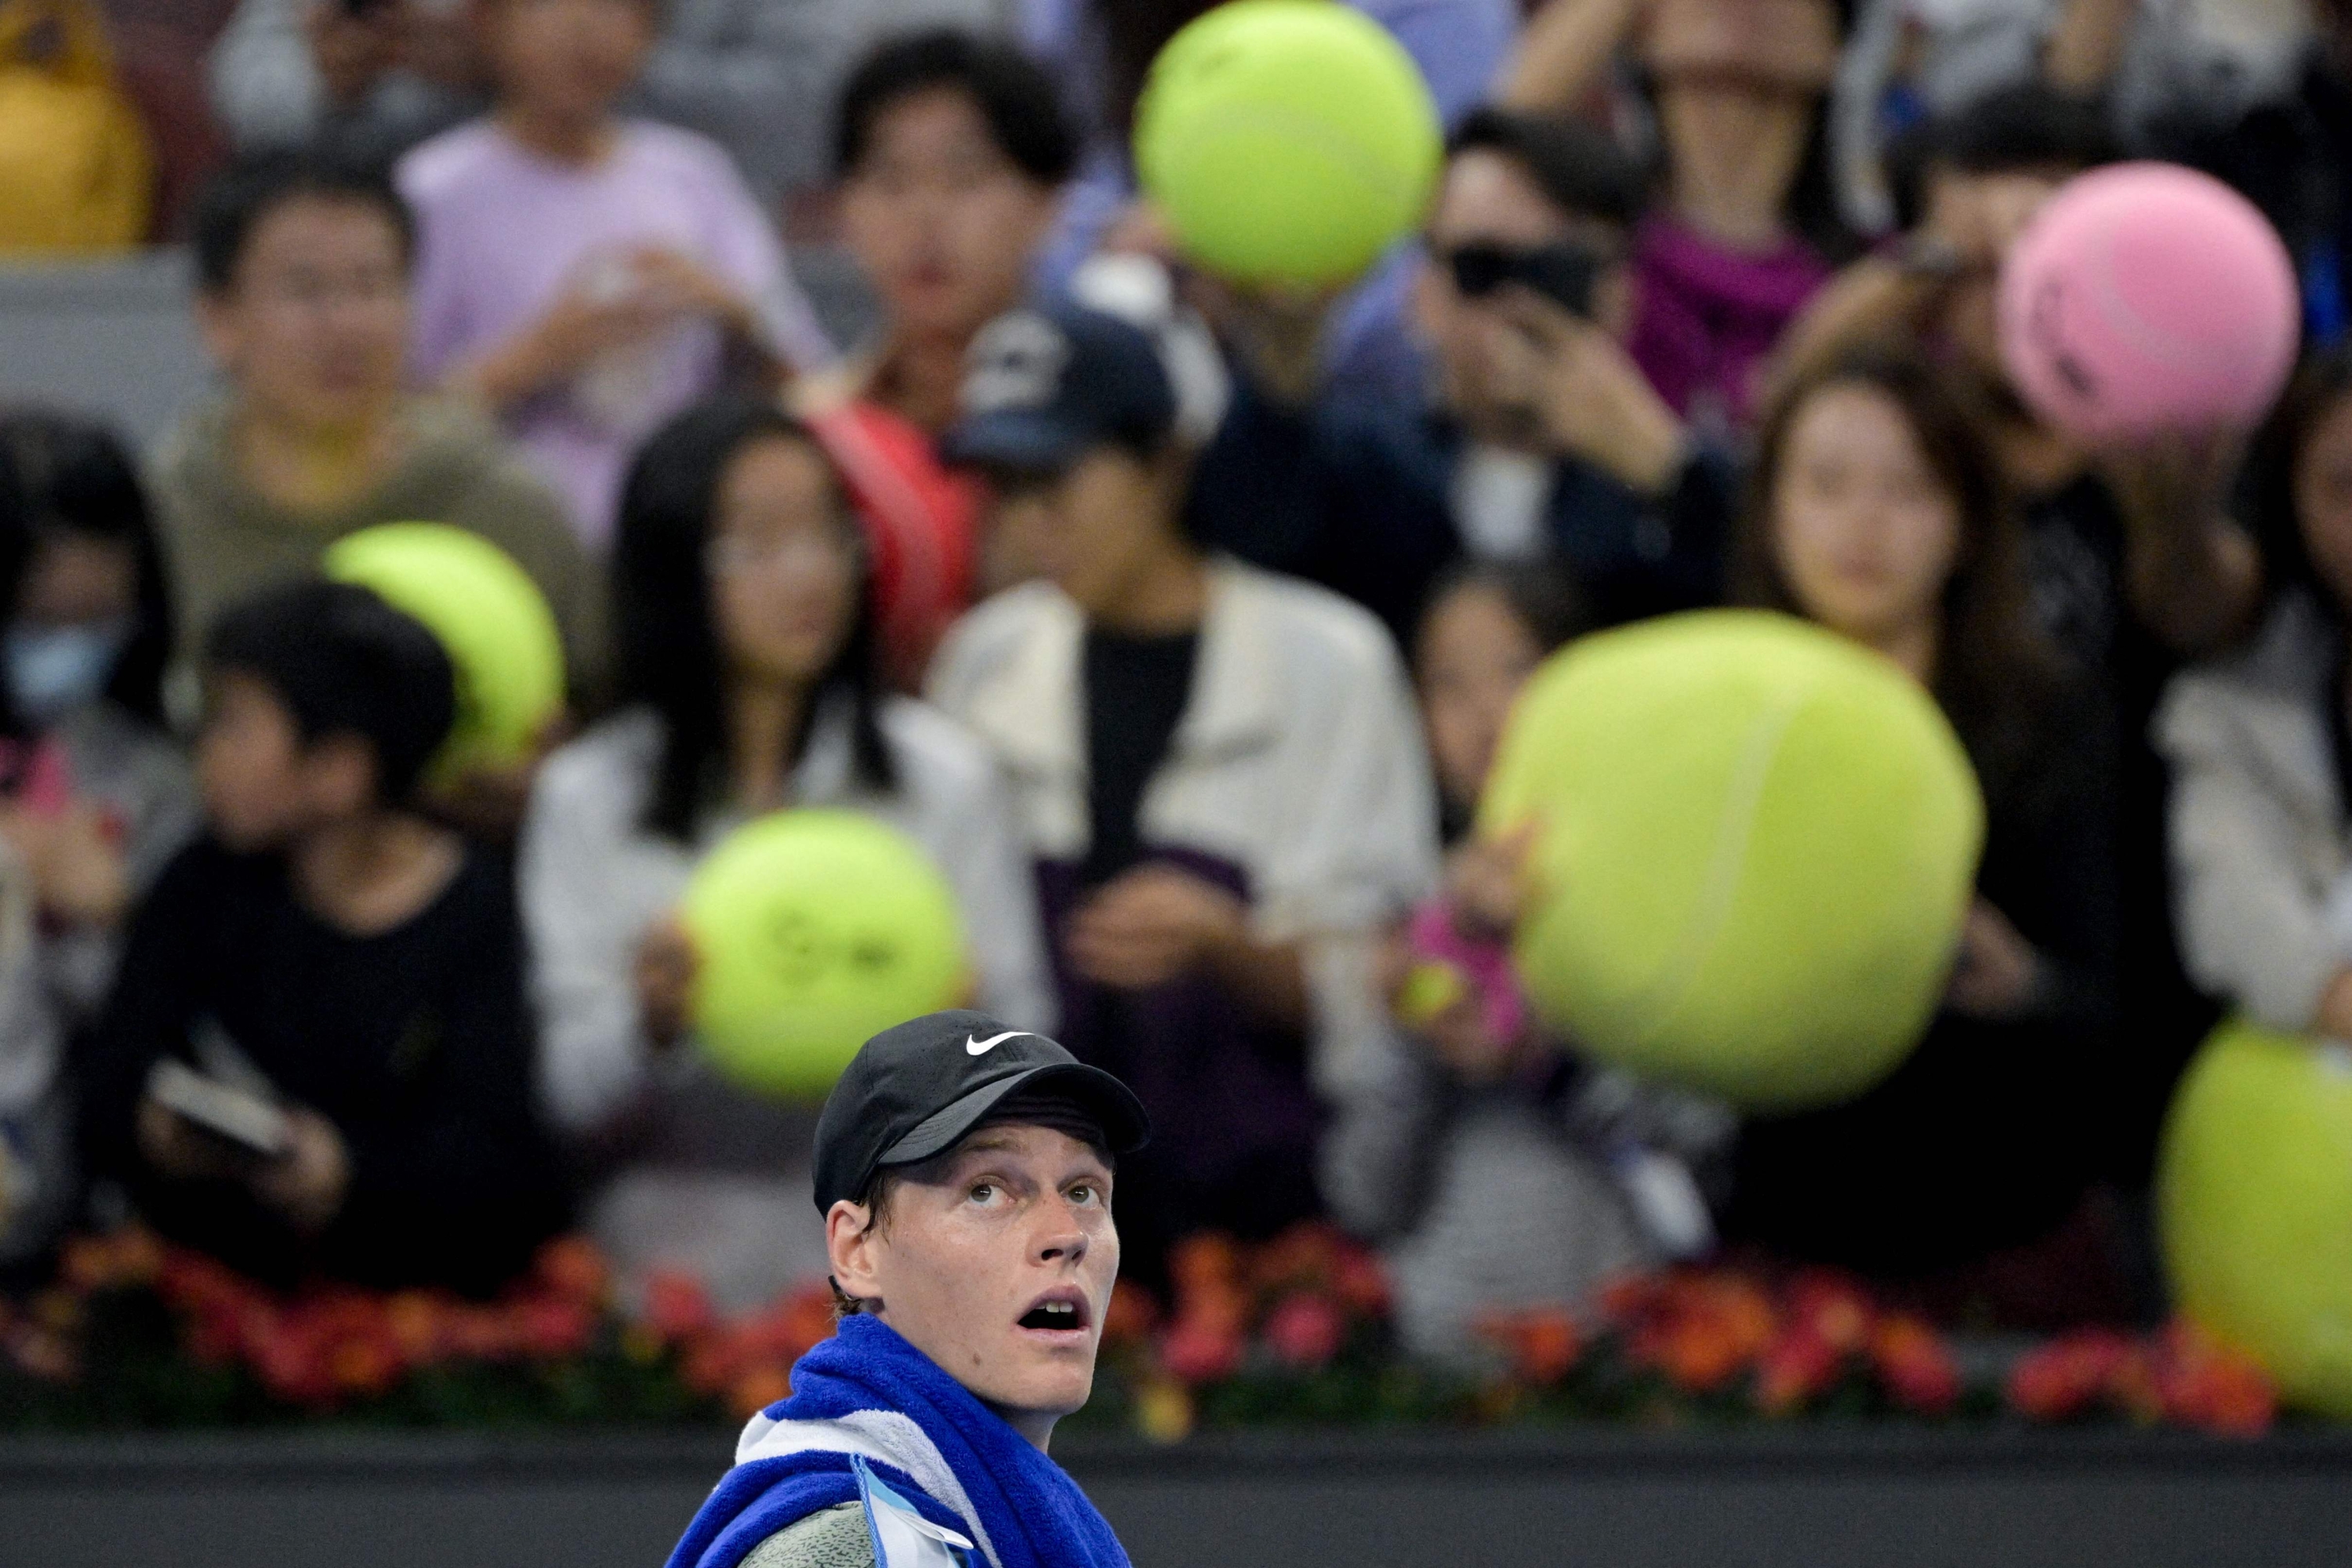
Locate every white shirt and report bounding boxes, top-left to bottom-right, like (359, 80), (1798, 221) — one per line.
(521, 695), (1053, 1138)
(926, 559), (1442, 1093)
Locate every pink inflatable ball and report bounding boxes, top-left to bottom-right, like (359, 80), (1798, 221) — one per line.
(1998, 162), (2299, 446)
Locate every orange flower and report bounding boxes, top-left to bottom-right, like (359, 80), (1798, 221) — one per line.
(728, 1361), (793, 1421)
(1755, 1329), (1842, 1416)
(2006, 1331), (2132, 1423)
(1478, 1308), (1583, 1386)
(2154, 1323), (2276, 1437)
(1168, 1234), (1241, 1295)
(1784, 1271), (1875, 1354)
(532, 1236), (612, 1309)
(1101, 1280), (1162, 1348)
(642, 1269), (717, 1344)
(1868, 1314), (1960, 1416)
(385, 1290), (453, 1367)
(1264, 1292), (1346, 1370)
(1158, 1316), (1244, 1385)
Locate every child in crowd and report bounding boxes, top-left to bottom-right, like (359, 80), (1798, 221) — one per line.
(927, 303), (1440, 1296)
(400, 0), (833, 551)
(521, 395), (1047, 1309)
(0, 416), (196, 1018)
(2163, 350), (2352, 1041)
(1728, 352), (2124, 1321)
(0, 425), (193, 1281)
(1503, 0), (1856, 435)
(77, 581), (568, 1294)
(1322, 565), (1730, 1363)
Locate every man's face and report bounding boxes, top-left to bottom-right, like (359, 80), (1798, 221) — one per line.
(832, 1125), (1119, 1442)
(841, 88), (1062, 346)
(481, 0), (652, 125)
(198, 196), (410, 437)
(1414, 149), (1633, 438)
(985, 448), (1176, 618)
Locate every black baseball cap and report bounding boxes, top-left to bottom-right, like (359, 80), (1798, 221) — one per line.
(937, 303), (1178, 474)
(811, 1010), (1151, 1214)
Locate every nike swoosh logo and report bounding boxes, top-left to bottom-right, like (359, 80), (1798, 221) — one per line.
(965, 1031), (1033, 1056)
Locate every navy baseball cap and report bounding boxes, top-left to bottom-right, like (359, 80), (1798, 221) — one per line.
(938, 303), (1178, 474)
(811, 1010), (1151, 1214)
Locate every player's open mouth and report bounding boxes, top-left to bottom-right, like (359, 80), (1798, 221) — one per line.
(1016, 1288), (1091, 1334)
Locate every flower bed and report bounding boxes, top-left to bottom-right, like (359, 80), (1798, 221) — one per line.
(0, 1225), (2281, 1439)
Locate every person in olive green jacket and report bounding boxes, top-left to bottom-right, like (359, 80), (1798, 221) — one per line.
(148, 148), (606, 709)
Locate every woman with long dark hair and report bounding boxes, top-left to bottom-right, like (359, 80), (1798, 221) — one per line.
(1725, 351), (2125, 1319)
(520, 394), (1048, 1307)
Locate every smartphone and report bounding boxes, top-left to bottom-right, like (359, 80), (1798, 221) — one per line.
(146, 1059), (292, 1161)
(1448, 241), (1605, 319)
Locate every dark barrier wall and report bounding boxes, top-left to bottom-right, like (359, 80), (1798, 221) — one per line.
(5, 1428), (2352, 1568)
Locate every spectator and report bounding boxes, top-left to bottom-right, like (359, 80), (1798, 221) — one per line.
(1777, 85), (2261, 1191)
(1831, 0), (2316, 236)
(0, 0), (154, 252)
(2162, 350), (2352, 1039)
(1322, 564), (1730, 1362)
(0, 416), (197, 1027)
(927, 303), (1440, 1294)
(1726, 352), (2124, 1319)
(1501, 0), (1856, 437)
(78, 580), (569, 1294)
(209, 0), (485, 170)
(521, 395), (1048, 1308)
(152, 149), (602, 704)
(1189, 107), (1734, 648)
(211, 0), (1004, 203)
(401, 0), (833, 550)
(2126, 0), (2352, 346)
(637, 0), (1007, 206)
(818, 30), (1076, 439)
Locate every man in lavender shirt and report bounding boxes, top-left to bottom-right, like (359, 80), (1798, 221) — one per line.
(398, 0), (833, 550)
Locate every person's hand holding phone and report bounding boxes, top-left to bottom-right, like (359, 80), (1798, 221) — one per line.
(1490, 287), (1690, 495)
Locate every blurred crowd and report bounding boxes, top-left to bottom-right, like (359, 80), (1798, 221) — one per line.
(1, 0), (2350, 1369)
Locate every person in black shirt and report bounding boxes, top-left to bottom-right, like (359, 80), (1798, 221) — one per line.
(1726, 352), (2128, 1322)
(78, 580), (567, 1293)
(930, 304), (1440, 1294)
(1779, 86), (2266, 1205)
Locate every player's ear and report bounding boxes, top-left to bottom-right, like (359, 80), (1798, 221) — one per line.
(826, 1198), (884, 1307)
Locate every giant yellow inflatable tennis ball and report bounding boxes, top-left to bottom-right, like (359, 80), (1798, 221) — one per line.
(1134, 0), (1443, 289)
(322, 522), (564, 781)
(682, 810), (969, 1100)
(2161, 1018), (2352, 1417)
(1479, 611), (1983, 1110)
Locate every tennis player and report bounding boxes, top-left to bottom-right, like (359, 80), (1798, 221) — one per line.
(664, 1009), (1150, 1568)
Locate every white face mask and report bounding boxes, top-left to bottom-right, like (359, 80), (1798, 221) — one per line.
(5, 619), (129, 727)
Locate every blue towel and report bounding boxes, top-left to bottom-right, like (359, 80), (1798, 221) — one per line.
(665, 1315), (1133, 1568)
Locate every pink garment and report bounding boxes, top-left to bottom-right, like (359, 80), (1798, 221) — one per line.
(398, 119), (834, 552)
(1628, 216), (1833, 437)
(1398, 897), (1526, 1046)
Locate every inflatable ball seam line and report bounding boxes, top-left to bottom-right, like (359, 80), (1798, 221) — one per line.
(1625, 676), (1813, 1050)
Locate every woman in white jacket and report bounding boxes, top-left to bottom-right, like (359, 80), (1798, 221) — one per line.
(2163, 350), (2352, 1043)
(521, 394), (1049, 1308)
